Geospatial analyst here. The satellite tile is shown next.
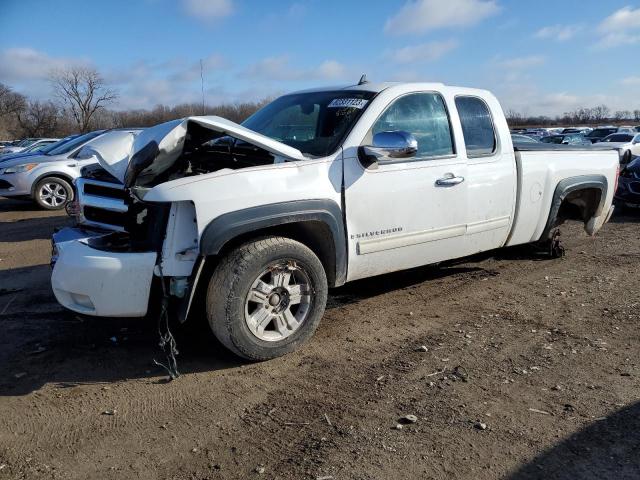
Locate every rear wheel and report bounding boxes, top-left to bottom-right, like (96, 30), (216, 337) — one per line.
(34, 177), (73, 210)
(206, 236), (328, 360)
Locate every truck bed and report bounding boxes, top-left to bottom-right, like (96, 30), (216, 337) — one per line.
(506, 146), (619, 247)
(513, 143), (615, 152)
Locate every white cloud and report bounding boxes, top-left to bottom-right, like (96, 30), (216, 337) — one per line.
(385, 0), (500, 35)
(595, 6), (640, 48)
(386, 40), (459, 64)
(182, 0), (233, 21)
(599, 6), (640, 32)
(534, 24), (582, 41)
(495, 55), (546, 70)
(0, 48), (90, 84)
(496, 82), (633, 117)
(595, 32), (640, 48)
(621, 76), (640, 86)
(241, 56), (350, 82)
(0, 47), (237, 110)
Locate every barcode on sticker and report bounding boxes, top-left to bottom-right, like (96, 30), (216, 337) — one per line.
(328, 98), (368, 109)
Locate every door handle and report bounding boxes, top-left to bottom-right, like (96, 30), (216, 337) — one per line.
(435, 173), (465, 187)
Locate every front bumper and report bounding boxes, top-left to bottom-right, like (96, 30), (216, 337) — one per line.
(0, 172), (31, 197)
(51, 227), (157, 317)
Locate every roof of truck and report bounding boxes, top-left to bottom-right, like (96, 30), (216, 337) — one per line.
(290, 81), (444, 94)
(289, 82), (494, 99)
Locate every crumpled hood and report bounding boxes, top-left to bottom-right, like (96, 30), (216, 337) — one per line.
(79, 130), (137, 182)
(95, 116), (306, 186)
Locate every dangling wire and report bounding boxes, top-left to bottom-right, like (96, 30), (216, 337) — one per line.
(153, 263), (180, 380)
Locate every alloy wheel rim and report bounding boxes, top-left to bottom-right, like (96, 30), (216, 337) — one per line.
(244, 260), (313, 342)
(39, 182), (67, 207)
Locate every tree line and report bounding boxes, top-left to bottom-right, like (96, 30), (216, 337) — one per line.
(0, 67), (269, 140)
(506, 106), (640, 128)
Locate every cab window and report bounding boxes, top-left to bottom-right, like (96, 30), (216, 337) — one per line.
(455, 96), (497, 157)
(371, 92), (455, 158)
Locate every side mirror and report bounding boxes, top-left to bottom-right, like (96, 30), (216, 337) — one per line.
(359, 131), (417, 166)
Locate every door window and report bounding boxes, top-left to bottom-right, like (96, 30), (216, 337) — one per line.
(371, 93), (455, 158)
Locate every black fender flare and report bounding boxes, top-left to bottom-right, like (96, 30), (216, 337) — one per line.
(542, 174), (608, 238)
(200, 199), (347, 286)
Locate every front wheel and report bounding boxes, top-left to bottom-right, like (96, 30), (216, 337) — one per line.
(206, 236), (328, 360)
(34, 176), (73, 210)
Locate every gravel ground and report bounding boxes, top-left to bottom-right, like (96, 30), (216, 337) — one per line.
(0, 197), (638, 480)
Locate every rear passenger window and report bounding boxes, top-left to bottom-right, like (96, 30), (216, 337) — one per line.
(372, 93), (454, 158)
(455, 96), (496, 157)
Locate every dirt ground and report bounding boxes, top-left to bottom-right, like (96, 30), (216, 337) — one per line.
(0, 196), (638, 480)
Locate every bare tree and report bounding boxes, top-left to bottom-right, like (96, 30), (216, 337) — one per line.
(634, 110), (640, 122)
(17, 101), (60, 137)
(591, 105), (610, 123)
(50, 67), (117, 133)
(0, 83), (27, 119)
(614, 110), (631, 121)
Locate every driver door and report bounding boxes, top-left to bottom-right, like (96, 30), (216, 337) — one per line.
(344, 92), (468, 281)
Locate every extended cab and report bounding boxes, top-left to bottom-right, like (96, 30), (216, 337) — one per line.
(50, 82), (618, 360)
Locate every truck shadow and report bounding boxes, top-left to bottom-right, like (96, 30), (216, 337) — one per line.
(0, 215), (72, 242)
(0, 197), (42, 212)
(0, 304), (244, 396)
(507, 401), (640, 479)
(0, 198), (71, 242)
(0, 262), (495, 396)
(327, 264), (488, 309)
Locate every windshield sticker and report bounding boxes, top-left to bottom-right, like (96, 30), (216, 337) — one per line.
(328, 98), (368, 109)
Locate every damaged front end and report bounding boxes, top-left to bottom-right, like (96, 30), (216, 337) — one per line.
(52, 115), (305, 318)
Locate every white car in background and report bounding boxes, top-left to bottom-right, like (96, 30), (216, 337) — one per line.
(0, 129), (140, 209)
(592, 132), (640, 163)
(0, 138), (59, 154)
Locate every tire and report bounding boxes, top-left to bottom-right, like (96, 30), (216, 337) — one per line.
(206, 236), (328, 360)
(33, 176), (74, 210)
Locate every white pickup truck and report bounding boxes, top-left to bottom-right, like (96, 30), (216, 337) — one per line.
(51, 81), (618, 360)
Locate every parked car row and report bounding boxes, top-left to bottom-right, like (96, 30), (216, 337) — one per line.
(0, 137), (60, 155)
(511, 125), (640, 144)
(511, 126), (640, 163)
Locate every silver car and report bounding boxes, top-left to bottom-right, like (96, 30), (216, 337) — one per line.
(0, 129), (140, 210)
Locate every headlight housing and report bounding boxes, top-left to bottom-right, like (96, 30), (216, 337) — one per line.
(1, 163), (38, 174)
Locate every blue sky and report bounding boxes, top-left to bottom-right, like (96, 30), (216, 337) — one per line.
(1, 0), (639, 116)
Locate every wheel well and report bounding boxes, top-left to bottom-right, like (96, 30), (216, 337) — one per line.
(214, 221), (339, 287)
(548, 187), (603, 231)
(31, 173), (75, 198)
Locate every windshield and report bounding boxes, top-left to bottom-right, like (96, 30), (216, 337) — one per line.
(24, 142), (53, 153)
(603, 134), (633, 142)
(541, 136), (564, 144)
(242, 90), (376, 157)
(39, 135), (79, 154)
(47, 131), (104, 156)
